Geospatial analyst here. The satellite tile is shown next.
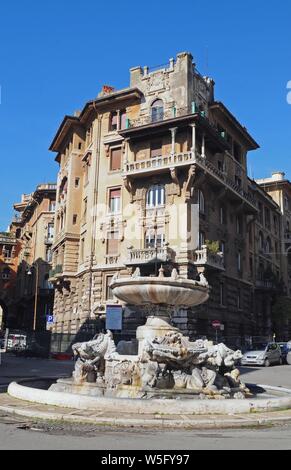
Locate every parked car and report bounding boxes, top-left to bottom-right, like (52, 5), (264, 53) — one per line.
(277, 342), (291, 364)
(240, 342), (282, 367)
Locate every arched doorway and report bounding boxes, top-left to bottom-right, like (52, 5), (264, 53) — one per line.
(0, 299), (8, 331)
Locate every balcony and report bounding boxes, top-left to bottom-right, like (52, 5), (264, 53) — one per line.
(105, 255), (120, 265)
(45, 236), (54, 245)
(126, 246), (175, 265)
(125, 151), (195, 176)
(37, 184), (57, 191)
(0, 233), (17, 245)
(49, 264), (63, 279)
(192, 246), (225, 271)
(255, 280), (277, 290)
(124, 151), (257, 211)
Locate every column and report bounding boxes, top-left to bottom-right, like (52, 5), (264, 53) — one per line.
(190, 123), (196, 153)
(202, 133), (206, 158)
(169, 127), (177, 154)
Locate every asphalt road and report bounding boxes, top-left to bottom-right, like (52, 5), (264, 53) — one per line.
(1, 354), (291, 450)
(0, 418), (291, 450)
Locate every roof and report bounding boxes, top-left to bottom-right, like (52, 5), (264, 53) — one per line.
(49, 87), (143, 153)
(210, 101), (259, 150)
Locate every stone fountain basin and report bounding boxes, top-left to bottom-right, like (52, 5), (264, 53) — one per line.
(7, 381), (291, 416)
(110, 277), (209, 307)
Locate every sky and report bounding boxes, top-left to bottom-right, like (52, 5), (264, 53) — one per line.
(0, 0), (290, 230)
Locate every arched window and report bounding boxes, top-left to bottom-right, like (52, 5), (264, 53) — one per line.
(146, 185), (165, 207)
(59, 177), (68, 202)
(198, 190), (205, 214)
(151, 99), (164, 123)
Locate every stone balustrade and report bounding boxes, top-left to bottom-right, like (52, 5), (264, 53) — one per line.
(193, 246), (225, 271)
(126, 246), (174, 265)
(124, 150), (257, 210)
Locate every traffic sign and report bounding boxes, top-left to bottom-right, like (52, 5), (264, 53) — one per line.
(212, 320), (221, 329)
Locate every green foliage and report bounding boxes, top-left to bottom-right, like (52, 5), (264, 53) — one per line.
(205, 240), (220, 254)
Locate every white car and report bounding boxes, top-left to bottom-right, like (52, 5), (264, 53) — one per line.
(240, 342), (282, 367)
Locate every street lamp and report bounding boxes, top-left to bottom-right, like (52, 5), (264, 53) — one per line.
(26, 263), (39, 331)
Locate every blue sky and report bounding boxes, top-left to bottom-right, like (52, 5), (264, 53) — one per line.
(0, 0), (290, 229)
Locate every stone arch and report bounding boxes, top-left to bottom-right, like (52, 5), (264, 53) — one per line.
(0, 298), (8, 329)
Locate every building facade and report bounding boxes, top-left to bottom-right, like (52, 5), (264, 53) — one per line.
(48, 52), (290, 344)
(10, 184), (57, 330)
(0, 227), (22, 330)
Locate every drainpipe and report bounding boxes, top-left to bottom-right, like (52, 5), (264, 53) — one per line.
(88, 107), (102, 319)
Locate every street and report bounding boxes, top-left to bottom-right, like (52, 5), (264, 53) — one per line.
(1, 354), (291, 449)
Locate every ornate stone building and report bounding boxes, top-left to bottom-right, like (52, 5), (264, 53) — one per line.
(48, 52), (289, 343)
(10, 184), (57, 330)
(0, 227), (22, 329)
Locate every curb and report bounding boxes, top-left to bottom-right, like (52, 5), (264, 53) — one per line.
(1, 400), (291, 429)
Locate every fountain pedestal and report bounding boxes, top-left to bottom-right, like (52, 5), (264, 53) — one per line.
(52, 269), (250, 400)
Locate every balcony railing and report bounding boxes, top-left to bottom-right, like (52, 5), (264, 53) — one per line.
(126, 246), (175, 265)
(37, 184), (57, 191)
(124, 151), (257, 210)
(105, 255), (120, 265)
(49, 264), (63, 279)
(0, 234), (17, 244)
(255, 280), (277, 290)
(192, 246), (225, 271)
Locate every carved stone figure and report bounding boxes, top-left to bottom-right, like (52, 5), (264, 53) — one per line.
(72, 331), (116, 384)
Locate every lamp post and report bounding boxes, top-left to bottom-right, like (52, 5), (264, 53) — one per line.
(27, 263), (39, 331)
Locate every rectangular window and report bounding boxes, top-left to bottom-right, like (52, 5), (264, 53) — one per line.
(109, 188), (121, 213)
(237, 251), (242, 272)
(107, 231), (119, 255)
(49, 201), (56, 212)
(75, 177), (80, 188)
(110, 147), (122, 171)
(106, 275), (114, 300)
(233, 142), (242, 162)
(3, 246), (13, 259)
(220, 206), (226, 225)
(120, 110), (127, 130)
(47, 223), (54, 240)
(220, 283), (225, 306)
(110, 112), (118, 132)
(46, 248), (52, 263)
(73, 214), (77, 225)
(265, 208), (271, 229)
(83, 198), (87, 222)
(145, 231), (165, 249)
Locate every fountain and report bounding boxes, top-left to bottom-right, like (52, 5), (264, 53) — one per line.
(50, 267), (249, 400)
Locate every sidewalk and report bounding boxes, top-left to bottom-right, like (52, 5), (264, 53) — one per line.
(1, 392), (291, 430)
